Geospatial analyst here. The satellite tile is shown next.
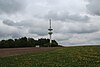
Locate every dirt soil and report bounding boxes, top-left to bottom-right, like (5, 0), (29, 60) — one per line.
(0, 47), (57, 57)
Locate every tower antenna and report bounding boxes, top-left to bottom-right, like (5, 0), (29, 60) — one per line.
(48, 19), (53, 47)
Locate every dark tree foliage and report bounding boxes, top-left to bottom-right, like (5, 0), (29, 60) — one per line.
(37, 38), (50, 47)
(0, 37), (59, 48)
(27, 38), (36, 47)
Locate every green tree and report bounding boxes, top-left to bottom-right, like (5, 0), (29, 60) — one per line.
(51, 40), (58, 47)
(6, 39), (15, 48)
(0, 37), (59, 48)
(27, 38), (36, 47)
(19, 37), (28, 47)
(0, 40), (6, 48)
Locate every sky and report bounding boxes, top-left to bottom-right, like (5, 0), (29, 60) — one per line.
(0, 0), (100, 46)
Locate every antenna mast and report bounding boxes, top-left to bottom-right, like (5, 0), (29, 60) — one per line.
(48, 19), (53, 47)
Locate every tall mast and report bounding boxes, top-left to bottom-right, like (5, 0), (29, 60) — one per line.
(48, 19), (53, 47)
(50, 19), (51, 29)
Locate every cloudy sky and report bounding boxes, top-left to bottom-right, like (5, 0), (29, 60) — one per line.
(0, 0), (100, 46)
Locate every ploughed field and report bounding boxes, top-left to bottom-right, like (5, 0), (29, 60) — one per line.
(0, 46), (100, 67)
(0, 47), (57, 57)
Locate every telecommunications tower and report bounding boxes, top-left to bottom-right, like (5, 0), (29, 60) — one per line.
(48, 19), (53, 46)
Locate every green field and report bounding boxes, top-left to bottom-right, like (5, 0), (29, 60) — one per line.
(0, 46), (100, 67)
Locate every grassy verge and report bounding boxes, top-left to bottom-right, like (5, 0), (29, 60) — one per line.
(0, 46), (100, 67)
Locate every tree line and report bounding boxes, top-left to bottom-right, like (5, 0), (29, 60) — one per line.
(0, 37), (61, 48)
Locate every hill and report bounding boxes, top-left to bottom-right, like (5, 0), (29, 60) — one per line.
(0, 46), (100, 67)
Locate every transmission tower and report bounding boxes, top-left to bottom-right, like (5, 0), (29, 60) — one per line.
(48, 19), (53, 47)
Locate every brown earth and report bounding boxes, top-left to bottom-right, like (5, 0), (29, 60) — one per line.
(0, 47), (58, 57)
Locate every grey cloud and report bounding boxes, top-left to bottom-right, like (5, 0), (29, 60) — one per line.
(29, 28), (47, 36)
(86, 0), (100, 16)
(69, 26), (99, 34)
(83, 38), (100, 45)
(0, 0), (25, 14)
(0, 26), (21, 38)
(3, 19), (47, 28)
(3, 20), (16, 26)
(60, 33), (100, 45)
(2, 19), (48, 36)
(3, 19), (99, 39)
(58, 40), (85, 46)
(69, 24), (99, 34)
(53, 33), (72, 41)
(3, 20), (33, 27)
(57, 23), (99, 34)
(10, 31), (22, 38)
(44, 11), (90, 22)
(0, 32), (8, 38)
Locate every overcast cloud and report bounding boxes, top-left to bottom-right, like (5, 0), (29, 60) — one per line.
(86, 0), (100, 16)
(43, 11), (90, 22)
(0, 0), (26, 14)
(0, 0), (100, 46)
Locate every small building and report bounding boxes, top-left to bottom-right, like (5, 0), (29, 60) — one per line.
(35, 45), (40, 48)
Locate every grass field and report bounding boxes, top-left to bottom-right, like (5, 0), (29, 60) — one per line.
(0, 46), (100, 67)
